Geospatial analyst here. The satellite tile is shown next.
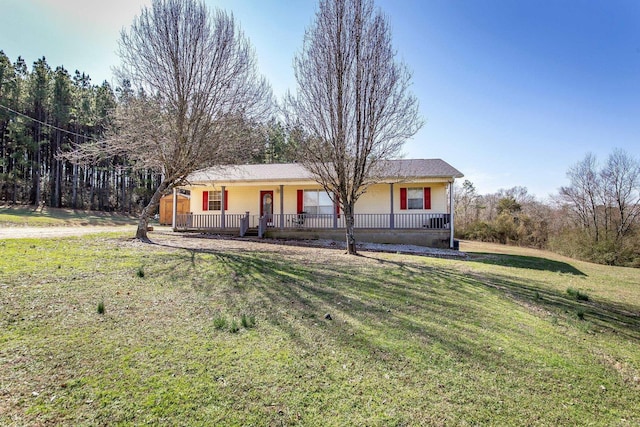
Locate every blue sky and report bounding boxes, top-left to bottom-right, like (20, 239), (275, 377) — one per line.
(2, 0), (639, 199)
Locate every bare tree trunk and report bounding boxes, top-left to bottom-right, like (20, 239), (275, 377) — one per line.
(345, 203), (357, 254)
(136, 180), (168, 241)
(103, 168), (110, 210)
(121, 168), (126, 212)
(72, 164), (78, 208)
(53, 159), (61, 208)
(34, 148), (41, 208)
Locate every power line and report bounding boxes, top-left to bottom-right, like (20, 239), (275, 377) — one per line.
(0, 102), (99, 141)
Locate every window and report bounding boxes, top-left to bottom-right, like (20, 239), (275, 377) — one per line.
(303, 190), (333, 215)
(202, 190), (228, 211)
(400, 187), (431, 210)
(208, 191), (222, 211)
(407, 188), (423, 210)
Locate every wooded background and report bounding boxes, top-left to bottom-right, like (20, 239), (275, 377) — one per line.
(0, 51), (295, 212)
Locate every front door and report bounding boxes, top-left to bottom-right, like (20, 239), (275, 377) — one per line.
(260, 190), (274, 225)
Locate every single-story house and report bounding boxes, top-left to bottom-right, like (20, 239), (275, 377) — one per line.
(171, 159), (463, 249)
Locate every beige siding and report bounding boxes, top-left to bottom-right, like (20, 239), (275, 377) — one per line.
(357, 182), (449, 213)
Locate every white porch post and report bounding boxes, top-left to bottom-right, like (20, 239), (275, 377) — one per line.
(279, 185), (284, 229)
(171, 187), (177, 231)
(221, 185), (226, 229)
(449, 181), (455, 249)
(389, 183), (394, 229)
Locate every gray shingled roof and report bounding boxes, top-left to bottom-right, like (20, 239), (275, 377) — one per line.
(186, 159), (463, 184)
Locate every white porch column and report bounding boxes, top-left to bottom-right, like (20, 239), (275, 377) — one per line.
(449, 181), (455, 249)
(389, 183), (394, 229)
(221, 185), (226, 229)
(171, 187), (178, 231)
(279, 184), (284, 229)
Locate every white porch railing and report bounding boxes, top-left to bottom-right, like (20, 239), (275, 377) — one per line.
(176, 213), (246, 229)
(175, 213), (450, 231)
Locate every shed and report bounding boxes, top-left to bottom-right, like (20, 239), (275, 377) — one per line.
(159, 192), (190, 225)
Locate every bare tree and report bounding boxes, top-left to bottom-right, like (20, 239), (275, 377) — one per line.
(286, 0), (422, 254)
(601, 149), (640, 239)
(558, 150), (640, 243)
(559, 153), (603, 242)
(64, 0), (272, 239)
(454, 179), (482, 230)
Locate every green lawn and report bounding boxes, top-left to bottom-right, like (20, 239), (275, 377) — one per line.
(1, 233), (639, 426)
(0, 205), (138, 227)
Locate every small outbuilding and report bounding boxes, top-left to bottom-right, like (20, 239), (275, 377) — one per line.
(158, 192), (190, 225)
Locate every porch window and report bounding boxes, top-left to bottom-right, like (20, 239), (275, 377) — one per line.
(400, 187), (431, 210)
(209, 191), (222, 211)
(202, 190), (228, 211)
(304, 190), (333, 215)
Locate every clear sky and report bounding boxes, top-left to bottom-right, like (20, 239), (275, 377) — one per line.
(2, 0), (639, 200)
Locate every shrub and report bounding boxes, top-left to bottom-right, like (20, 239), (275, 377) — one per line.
(567, 288), (589, 301)
(97, 300), (105, 314)
(136, 266), (145, 278)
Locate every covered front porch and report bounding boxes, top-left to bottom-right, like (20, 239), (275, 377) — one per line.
(169, 184), (456, 249)
(174, 211), (453, 248)
(172, 160), (463, 249)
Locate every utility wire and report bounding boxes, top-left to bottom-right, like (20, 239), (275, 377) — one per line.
(0, 102), (99, 141)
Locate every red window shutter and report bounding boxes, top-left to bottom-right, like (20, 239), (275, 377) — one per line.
(400, 188), (407, 210)
(202, 191), (209, 211)
(224, 190), (228, 211)
(297, 190), (304, 214)
(334, 193), (340, 217)
(424, 187), (431, 210)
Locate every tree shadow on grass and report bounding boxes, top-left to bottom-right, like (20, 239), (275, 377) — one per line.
(144, 235), (639, 354)
(467, 252), (586, 276)
(136, 237), (640, 425)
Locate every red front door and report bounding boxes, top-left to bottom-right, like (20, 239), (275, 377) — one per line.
(260, 191), (274, 224)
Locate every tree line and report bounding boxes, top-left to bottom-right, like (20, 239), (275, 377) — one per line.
(0, 51), (158, 211)
(455, 149), (640, 267)
(0, 51), (297, 213)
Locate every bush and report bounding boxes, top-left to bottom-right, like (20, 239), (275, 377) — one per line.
(548, 227), (640, 267)
(567, 288), (589, 301)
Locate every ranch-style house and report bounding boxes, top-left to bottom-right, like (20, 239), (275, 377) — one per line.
(169, 159), (463, 249)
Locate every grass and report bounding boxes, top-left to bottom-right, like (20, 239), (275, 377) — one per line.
(1, 234), (639, 425)
(567, 287), (590, 301)
(0, 205), (137, 227)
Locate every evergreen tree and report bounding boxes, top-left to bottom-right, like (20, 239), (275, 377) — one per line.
(27, 57), (51, 206)
(50, 66), (72, 207)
